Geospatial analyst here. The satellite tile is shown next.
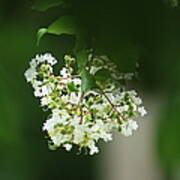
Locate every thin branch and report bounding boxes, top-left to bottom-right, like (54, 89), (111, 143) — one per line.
(79, 92), (84, 124)
(102, 91), (123, 124)
(57, 75), (80, 81)
(102, 92), (119, 113)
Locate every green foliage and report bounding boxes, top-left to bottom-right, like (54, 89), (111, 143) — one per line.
(48, 16), (78, 35)
(164, 0), (179, 7)
(75, 50), (99, 91)
(32, 0), (64, 11)
(37, 16), (78, 46)
(37, 28), (48, 46)
(81, 69), (97, 91)
(95, 69), (111, 82)
(76, 50), (88, 72)
(67, 82), (78, 92)
(35, 1), (141, 72)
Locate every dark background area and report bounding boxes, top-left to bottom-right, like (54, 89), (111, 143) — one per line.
(0, 0), (180, 179)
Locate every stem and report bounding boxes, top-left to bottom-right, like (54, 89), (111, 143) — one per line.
(102, 91), (122, 124)
(79, 92), (84, 124)
(102, 92), (119, 113)
(57, 75), (80, 81)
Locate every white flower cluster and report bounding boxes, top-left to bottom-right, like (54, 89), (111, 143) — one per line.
(24, 53), (147, 155)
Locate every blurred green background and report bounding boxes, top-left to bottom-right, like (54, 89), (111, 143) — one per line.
(0, 0), (180, 179)
(0, 1), (97, 180)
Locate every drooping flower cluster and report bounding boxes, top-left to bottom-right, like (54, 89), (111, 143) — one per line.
(24, 53), (147, 155)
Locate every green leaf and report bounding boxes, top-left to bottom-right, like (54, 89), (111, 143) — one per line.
(81, 69), (98, 92)
(37, 16), (78, 45)
(32, 0), (63, 11)
(76, 50), (88, 73)
(67, 82), (78, 92)
(47, 16), (78, 35)
(95, 69), (111, 82)
(74, 37), (87, 53)
(37, 28), (48, 46)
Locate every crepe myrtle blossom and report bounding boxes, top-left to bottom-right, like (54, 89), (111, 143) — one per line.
(121, 120), (139, 137)
(24, 53), (147, 155)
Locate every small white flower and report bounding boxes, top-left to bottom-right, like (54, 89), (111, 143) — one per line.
(43, 118), (58, 132)
(29, 58), (38, 68)
(70, 116), (80, 126)
(132, 96), (142, 105)
(101, 133), (113, 142)
(35, 54), (46, 63)
(91, 104), (105, 112)
(44, 53), (57, 65)
(121, 120), (138, 137)
(40, 96), (51, 106)
(138, 106), (147, 116)
(33, 84), (52, 97)
(73, 78), (81, 86)
(128, 90), (137, 96)
(91, 120), (103, 131)
(24, 67), (37, 82)
(131, 104), (137, 111)
(117, 105), (129, 112)
(51, 134), (70, 146)
(73, 125), (86, 144)
(88, 141), (99, 155)
(53, 109), (69, 124)
(85, 91), (99, 96)
(34, 87), (43, 97)
(63, 144), (72, 151)
(41, 85), (52, 96)
(90, 66), (102, 75)
(32, 80), (42, 89)
(60, 78), (72, 84)
(124, 73), (134, 80)
(61, 95), (69, 102)
(68, 92), (80, 104)
(35, 53), (57, 65)
(99, 55), (109, 61)
(60, 67), (70, 78)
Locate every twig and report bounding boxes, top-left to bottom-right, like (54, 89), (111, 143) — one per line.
(102, 91), (122, 124)
(57, 75), (80, 81)
(79, 92), (84, 124)
(102, 92), (118, 113)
